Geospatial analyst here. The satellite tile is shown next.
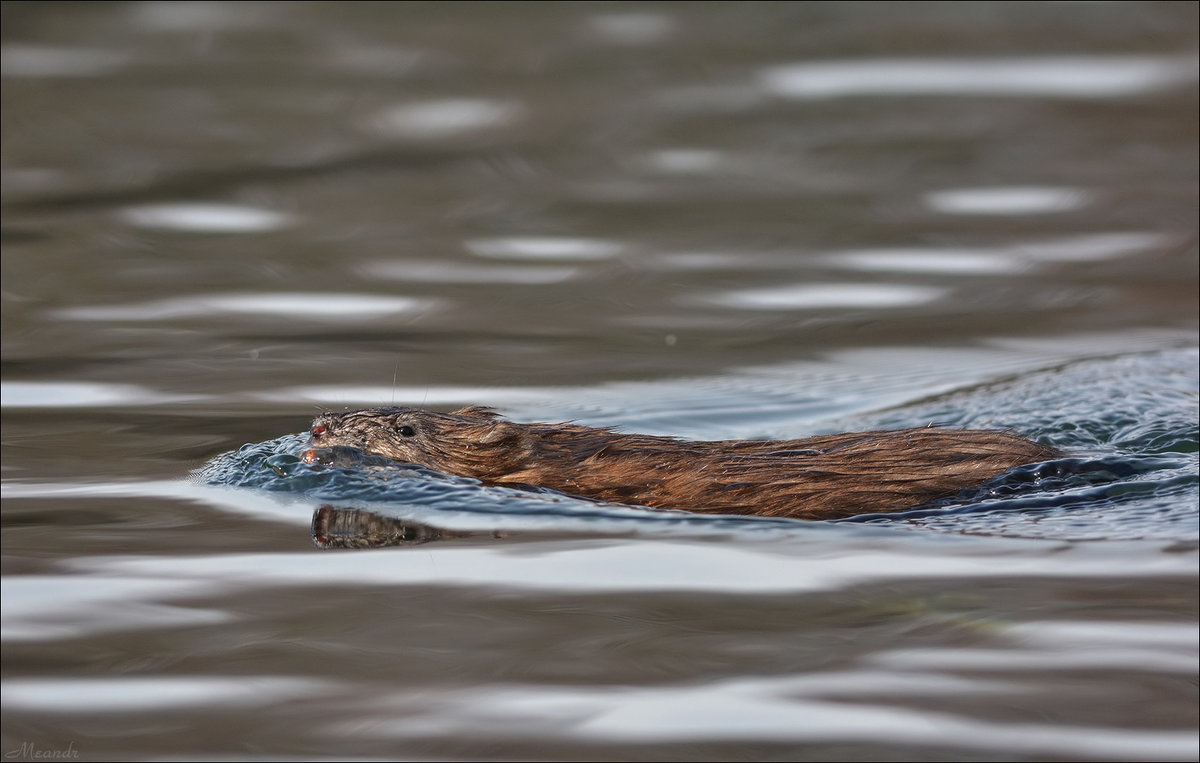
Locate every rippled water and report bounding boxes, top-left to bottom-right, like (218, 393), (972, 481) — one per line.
(3, 3), (1197, 761)
(197, 346), (1197, 545)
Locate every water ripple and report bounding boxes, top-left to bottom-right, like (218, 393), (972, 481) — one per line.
(925, 186), (1090, 215)
(697, 282), (945, 310)
(760, 56), (1198, 99)
(52, 293), (438, 322)
(119, 203), (291, 233)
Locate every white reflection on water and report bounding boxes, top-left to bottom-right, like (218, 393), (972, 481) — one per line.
(327, 650), (1198, 759)
(824, 249), (1019, 275)
(869, 621), (1200, 675)
(870, 644), (1198, 675)
(274, 384), (562, 407)
(273, 338), (1025, 427)
(119, 203), (292, 233)
(0, 576), (227, 641)
(822, 232), (1172, 275)
(1, 676), (332, 713)
(0, 44), (126, 78)
(429, 677), (1196, 760)
(465, 236), (625, 261)
(1014, 232), (1173, 262)
(0, 381), (187, 409)
(1009, 620), (1200, 649)
(126, 1), (258, 32)
(360, 259), (579, 284)
(1, 534), (1190, 642)
(650, 251), (746, 269)
(587, 12), (674, 45)
(0, 480), (314, 527)
(642, 148), (727, 174)
(367, 98), (520, 139)
(55, 539), (1199, 598)
(760, 56), (1198, 99)
(926, 186), (1089, 215)
(700, 283), (945, 310)
(52, 293), (437, 321)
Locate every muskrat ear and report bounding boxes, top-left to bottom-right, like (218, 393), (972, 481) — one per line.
(480, 419), (535, 457)
(476, 418), (525, 445)
(450, 405), (500, 420)
(454, 417), (533, 479)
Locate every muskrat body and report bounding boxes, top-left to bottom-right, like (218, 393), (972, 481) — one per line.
(303, 406), (1057, 520)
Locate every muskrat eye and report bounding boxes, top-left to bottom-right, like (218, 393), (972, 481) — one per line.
(397, 425), (416, 437)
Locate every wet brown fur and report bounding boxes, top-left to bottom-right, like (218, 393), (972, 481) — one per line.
(304, 406), (1058, 520)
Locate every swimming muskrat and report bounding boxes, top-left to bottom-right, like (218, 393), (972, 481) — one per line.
(301, 406), (1058, 520)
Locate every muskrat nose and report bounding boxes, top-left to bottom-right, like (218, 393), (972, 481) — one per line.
(302, 423), (329, 463)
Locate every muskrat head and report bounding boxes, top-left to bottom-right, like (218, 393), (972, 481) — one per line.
(303, 405), (533, 481)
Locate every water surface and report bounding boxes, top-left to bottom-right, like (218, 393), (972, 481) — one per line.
(2, 3), (1197, 761)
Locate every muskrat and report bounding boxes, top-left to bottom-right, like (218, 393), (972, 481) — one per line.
(301, 406), (1058, 520)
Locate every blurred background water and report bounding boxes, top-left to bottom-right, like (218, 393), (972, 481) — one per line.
(2, 2), (1197, 761)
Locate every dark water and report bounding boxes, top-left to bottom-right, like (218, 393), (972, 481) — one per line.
(2, 3), (1198, 761)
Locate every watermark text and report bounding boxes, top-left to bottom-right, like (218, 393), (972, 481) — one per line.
(5, 742), (80, 760)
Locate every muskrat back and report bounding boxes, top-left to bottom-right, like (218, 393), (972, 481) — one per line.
(303, 406), (1058, 520)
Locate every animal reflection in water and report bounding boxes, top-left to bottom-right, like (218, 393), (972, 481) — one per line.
(311, 506), (487, 549)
